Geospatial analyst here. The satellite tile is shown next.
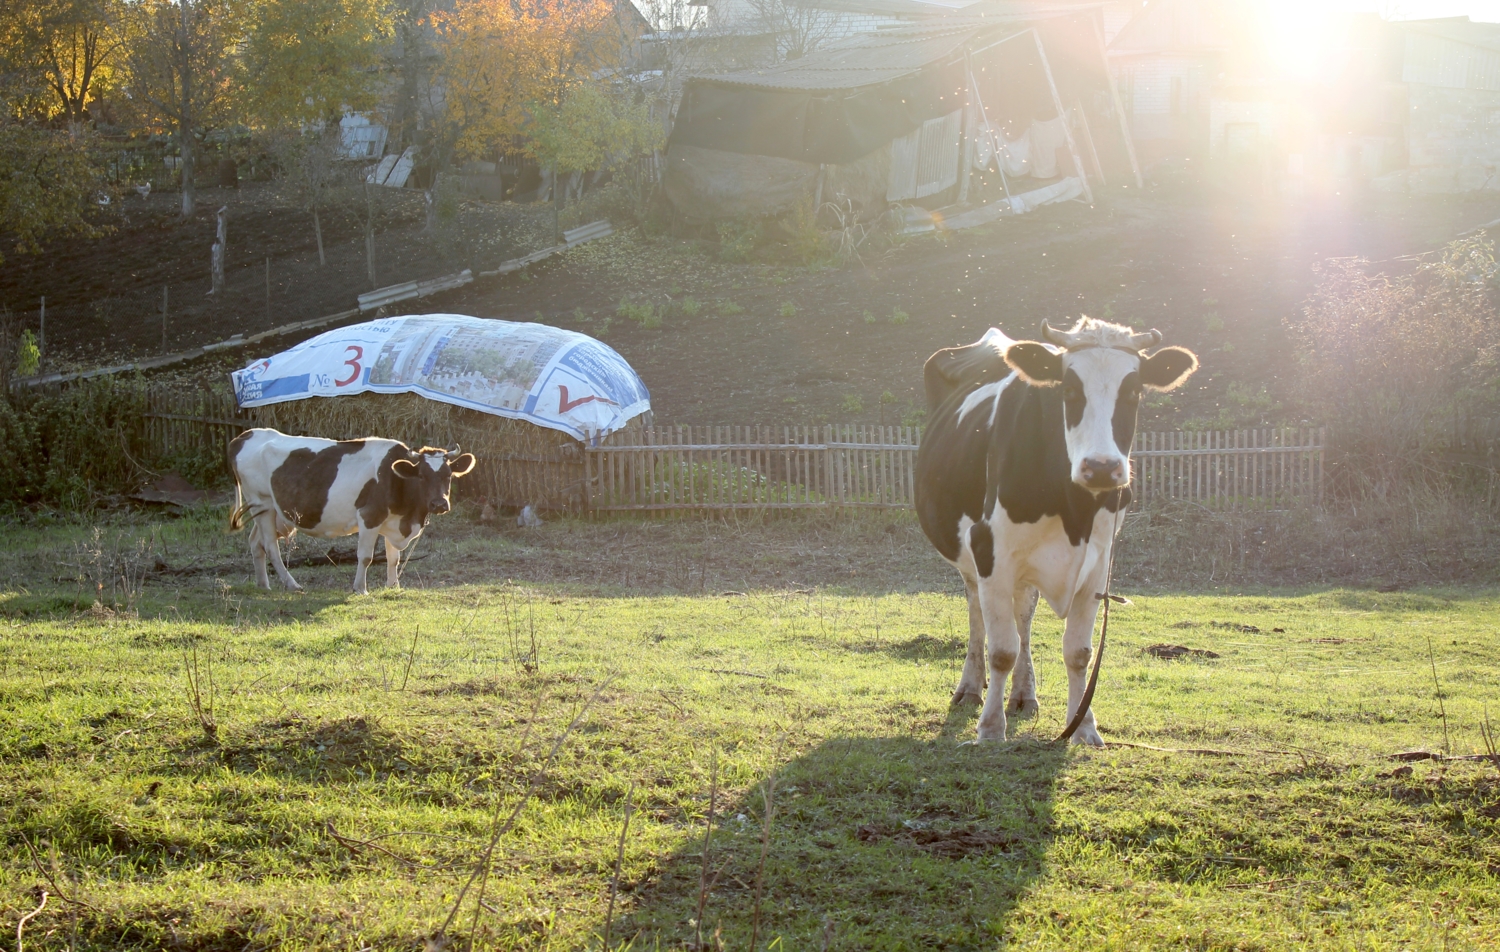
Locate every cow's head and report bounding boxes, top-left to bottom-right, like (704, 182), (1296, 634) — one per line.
(391, 445), (477, 515)
(1005, 317), (1198, 494)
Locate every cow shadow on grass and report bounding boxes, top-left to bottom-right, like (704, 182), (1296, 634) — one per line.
(618, 726), (1070, 950)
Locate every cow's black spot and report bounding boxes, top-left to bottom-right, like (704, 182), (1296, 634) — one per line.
(970, 522), (995, 578)
(1062, 369), (1085, 429)
(1112, 371), (1141, 454)
(924, 339), (1010, 411)
(356, 446), (408, 531)
(271, 441), (366, 529)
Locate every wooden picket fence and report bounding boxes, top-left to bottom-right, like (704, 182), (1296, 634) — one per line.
(143, 387), (256, 471)
(129, 394), (1326, 513)
(1131, 428), (1326, 510)
(584, 425), (1326, 512)
(585, 425), (921, 511)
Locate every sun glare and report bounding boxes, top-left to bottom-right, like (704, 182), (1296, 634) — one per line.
(1263, 1), (1340, 81)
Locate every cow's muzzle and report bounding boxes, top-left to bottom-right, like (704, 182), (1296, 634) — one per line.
(431, 499), (450, 515)
(1078, 457), (1128, 491)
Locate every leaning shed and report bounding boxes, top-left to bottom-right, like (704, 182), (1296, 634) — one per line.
(664, 0), (1138, 225)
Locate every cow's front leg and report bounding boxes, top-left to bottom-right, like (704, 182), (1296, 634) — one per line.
(951, 572), (986, 706)
(975, 577), (1020, 742)
(384, 535), (403, 589)
(1061, 581), (1107, 747)
(1007, 586), (1040, 718)
(351, 527), (378, 595)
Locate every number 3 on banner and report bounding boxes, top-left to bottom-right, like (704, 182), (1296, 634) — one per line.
(335, 345), (363, 387)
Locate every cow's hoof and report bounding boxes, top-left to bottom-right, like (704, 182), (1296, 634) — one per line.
(1070, 726), (1106, 747)
(1007, 696), (1040, 719)
(975, 716), (1007, 742)
(950, 688), (984, 707)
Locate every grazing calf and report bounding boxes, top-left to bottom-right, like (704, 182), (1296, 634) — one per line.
(915, 318), (1198, 745)
(228, 428), (475, 594)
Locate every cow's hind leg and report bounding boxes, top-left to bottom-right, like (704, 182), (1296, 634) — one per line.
(975, 576), (1021, 742)
(248, 518), (271, 590)
(258, 514), (302, 591)
(1007, 586), (1040, 718)
(951, 571), (987, 706)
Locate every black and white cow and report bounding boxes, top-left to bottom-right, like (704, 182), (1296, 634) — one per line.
(915, 318), (1198, 745)
(228, 428), (476, 594)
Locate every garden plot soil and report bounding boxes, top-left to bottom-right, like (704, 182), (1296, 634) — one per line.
(9, 181), (1500, 429)
(0, 182), (555, 366)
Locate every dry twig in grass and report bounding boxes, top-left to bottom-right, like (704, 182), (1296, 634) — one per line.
(182, 641), (217, 743)
(695, 748), (720, 952)
(399, 627), (420, 692)
(15, 891), (46, 952)
(1481, 705), (1499, 775)
(433, 677), (616, 948)
(602, 781), (635, 951)
(1428, 636), (1450, 755)
(20, 837), (97, 914)
(748, 739), (784, 952)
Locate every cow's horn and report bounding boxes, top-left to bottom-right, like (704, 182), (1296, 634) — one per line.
(446, 443), (461, 457)
(1041, 319), (1068, 346)
(1129, 328), (1163, 350)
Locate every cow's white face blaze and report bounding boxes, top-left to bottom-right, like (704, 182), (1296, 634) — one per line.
(1005, 317), (1199, 495)
(1060, 347), (1140, 490)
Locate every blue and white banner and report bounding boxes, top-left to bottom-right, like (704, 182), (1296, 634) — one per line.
(231, 314), (651, 442)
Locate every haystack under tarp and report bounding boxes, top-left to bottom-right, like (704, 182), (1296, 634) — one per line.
(231, 314), (651, 443)
(232, 315), (653, 510)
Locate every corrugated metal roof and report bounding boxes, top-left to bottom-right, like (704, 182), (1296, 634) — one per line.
(700, 26), (983, 90)
(1400, 18), (1500, 56)
(696, 3), (1095, 92)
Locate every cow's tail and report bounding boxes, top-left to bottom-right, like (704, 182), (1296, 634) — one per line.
(226, 430), (251, 532)
(227, 489), (250, 532)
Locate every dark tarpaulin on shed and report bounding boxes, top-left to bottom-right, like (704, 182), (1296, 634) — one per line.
(670, 56), (970, 165)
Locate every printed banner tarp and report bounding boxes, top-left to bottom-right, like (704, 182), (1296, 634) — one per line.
(231, 314), (651, 442)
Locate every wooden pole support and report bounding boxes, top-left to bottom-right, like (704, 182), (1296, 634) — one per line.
(1093, 13), (1143, 189)
(1032, 28), (1093, 205)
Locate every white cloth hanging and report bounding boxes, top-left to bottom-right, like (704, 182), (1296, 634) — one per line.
(972, 123), (996, 170)
(1027, 117), (1068, 180)
(1000, 132), (1031, 176)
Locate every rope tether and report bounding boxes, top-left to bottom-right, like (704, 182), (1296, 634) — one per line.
(1055, 502), (1127, 744)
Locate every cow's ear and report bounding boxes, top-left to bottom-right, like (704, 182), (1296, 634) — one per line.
(1140, 346), (1199, 391)
(449, 453), (476, 477)
(1005, 341), (1063, 386)
(391, 458), (420, 478)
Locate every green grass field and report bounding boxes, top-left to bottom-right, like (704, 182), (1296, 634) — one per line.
(2, 511), (1498, 950)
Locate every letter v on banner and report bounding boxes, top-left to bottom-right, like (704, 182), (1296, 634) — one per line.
(558, 385), (618, 413)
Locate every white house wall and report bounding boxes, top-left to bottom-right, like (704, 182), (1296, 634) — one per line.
(1207, 98), (1277, 158)
(1400, 32), (1500, 190)
(1403, 31), (1500, 92)
(1114, 54), (1208, 144)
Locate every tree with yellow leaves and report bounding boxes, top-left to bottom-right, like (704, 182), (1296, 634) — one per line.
(429, 0), (637, 167)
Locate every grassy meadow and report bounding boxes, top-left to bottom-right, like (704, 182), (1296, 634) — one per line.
(1, 509), (1498, 950)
